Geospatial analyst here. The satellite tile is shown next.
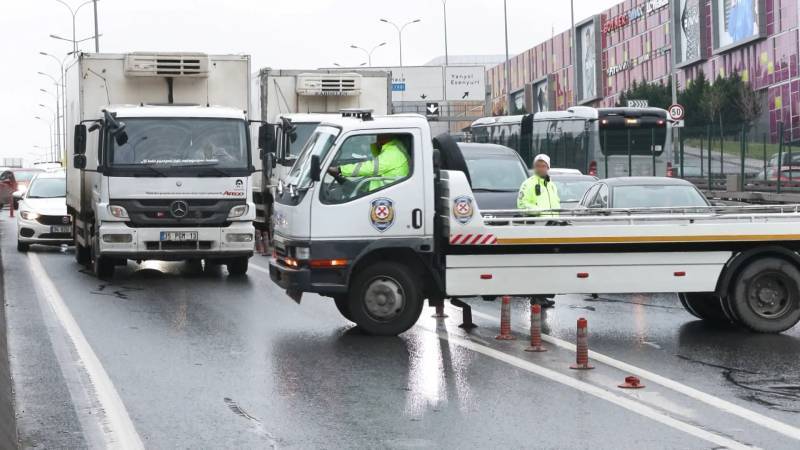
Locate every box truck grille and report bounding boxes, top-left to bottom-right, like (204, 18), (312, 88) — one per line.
(296, 73), (362, 96)
(124, 53), (209, 78)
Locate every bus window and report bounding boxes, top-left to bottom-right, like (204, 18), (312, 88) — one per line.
(531, 119), (588, 171)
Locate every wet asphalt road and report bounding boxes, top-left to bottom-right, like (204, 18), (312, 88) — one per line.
(2, 218), (800, 449)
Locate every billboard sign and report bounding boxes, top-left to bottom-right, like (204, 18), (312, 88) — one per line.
(377, 66), (485, 102)
(674, 0), (707, 66)
(576, 16), (601, 103)
(529, 77), (552, 113)
(712, 0), (765, 53)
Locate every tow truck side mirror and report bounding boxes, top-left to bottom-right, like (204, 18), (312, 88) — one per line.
(73, 154), (87, 170)
(310, 155), (321, 182)
(74, 124), (87, 155)
(259, 124), (275, 154)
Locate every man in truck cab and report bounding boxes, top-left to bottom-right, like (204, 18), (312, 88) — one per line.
(517, 153), (560, 216)
(328, 134), (410, 191)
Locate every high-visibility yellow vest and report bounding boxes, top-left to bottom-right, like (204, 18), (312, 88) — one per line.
(340, 139), (410, 191)
(517, 174), (560, 216)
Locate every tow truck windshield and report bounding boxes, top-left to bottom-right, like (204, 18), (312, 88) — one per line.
(106, 118), (249, 176)
(285, 125), (339, 190)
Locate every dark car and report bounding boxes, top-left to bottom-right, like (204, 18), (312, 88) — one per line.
(551, 174), (598, 209)
(579, 177), (710, 209)
(459, 143), (529, 210)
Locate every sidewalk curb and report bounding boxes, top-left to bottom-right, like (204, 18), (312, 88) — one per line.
(0, 226), (19, 448)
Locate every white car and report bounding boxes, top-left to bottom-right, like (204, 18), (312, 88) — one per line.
(16, 171), (72, 252)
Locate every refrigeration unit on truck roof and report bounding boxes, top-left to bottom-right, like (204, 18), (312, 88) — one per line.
(295, 73), (362, 97)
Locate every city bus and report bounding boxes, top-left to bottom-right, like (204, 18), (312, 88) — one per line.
(470, 106), (674, 178)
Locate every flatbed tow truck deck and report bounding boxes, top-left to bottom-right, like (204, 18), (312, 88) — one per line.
(269, 112), (800, 336)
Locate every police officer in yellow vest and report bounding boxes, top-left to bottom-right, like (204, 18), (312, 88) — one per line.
(518, 153), (560, 308)
(517, 153), (560, 215)
(328, 134), (410, 191)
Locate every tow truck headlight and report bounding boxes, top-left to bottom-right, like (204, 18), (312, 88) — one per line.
(227, 204), (249, 219)
(20, 211), (39, 221)
(293, 246), (310, 260)
(108, 205), (129, 219)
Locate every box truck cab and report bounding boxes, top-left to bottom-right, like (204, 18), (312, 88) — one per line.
(67, 52), (266, 279)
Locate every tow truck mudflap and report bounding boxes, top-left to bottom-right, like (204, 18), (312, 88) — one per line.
(286, 289), (303, 304)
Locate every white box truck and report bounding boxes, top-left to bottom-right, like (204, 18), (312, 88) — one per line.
(66, 52), (267, 278)
(250, 69), (391, 246)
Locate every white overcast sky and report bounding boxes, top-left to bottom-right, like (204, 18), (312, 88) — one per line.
(0, 0), (619, 163)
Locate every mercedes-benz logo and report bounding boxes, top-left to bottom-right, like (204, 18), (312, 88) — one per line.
(62, 216), (70, 224)
(176, 181), (183, 187)
(170, 200), (188, 218)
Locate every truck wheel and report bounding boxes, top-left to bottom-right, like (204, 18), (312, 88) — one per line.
(226, 257), (249, 276)
(678, 293), (734, 325)
(729, 257), (800, 333)
(75, 243), (91, 266)
(333, 295), (352, 321)
(91, 237), (114, 280)
(348, 262), (423, 336)
(17, 241), (29, 253)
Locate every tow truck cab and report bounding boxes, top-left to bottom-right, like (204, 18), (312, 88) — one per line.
(269, 113), (445, 330)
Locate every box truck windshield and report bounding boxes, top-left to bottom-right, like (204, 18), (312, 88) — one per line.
(107, 118), (249, 174)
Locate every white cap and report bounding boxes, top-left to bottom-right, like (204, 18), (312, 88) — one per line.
(533, 154), (551, 168)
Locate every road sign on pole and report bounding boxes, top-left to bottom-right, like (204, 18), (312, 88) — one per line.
(426, 102), (440, 117)
(669, 104), (685, 121)
(627, 99), (649, 108)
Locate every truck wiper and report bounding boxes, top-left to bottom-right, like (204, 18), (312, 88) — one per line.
(167, 163), (232, 177)
(472, 188), (515, 193)
(134, 164), (169, 177)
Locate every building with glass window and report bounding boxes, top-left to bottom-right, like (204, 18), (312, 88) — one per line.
(487, 0), (799, 142)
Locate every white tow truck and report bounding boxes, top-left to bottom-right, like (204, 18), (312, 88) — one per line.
(250, 69), (391, 241)
(269, 112), (800, 336)
(66, 52), (269, 278)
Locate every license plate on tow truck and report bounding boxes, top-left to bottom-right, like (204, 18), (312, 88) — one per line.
(160, 231), (198, 242)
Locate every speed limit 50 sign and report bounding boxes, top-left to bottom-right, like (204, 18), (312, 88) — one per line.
(669, 104), (685, 121)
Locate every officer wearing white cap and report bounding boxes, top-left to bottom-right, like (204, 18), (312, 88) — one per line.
(517, 153), (560, 216)
(518, 153), (561, 308)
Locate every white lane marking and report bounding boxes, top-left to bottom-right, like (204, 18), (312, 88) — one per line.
(464, 307), (800, 441)
(420, 326), (754, 450)
(250, 263), (269, 274)
(29, 253), (144, 450)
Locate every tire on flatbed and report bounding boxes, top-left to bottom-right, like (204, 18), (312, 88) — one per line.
(678, 293), (734, 325)
(729, 257), (800, 333)
(348, 261), (423, 336)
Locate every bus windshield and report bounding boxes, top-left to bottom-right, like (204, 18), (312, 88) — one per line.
(599, 116), (667, 156)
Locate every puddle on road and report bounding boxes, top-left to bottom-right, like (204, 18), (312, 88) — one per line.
(677, 354), (800, 413)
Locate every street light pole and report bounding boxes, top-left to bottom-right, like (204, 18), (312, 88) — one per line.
(379, 18), (421, 68)
(39, 91), (61, 159)
(503, 0), (512, 115)
(350, 42), (386, 67)
(53, 0), (96, 53)
(570, 0), (578, 106)
(93, 0), (100, 52)
(442, 0), (449, 67)
(34, 117), (55, 161)
(39, 51), (73, 157)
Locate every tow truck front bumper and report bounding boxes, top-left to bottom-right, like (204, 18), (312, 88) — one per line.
(269, 259), (348, 297)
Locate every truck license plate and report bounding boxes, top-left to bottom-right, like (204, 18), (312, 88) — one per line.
(160, 231), (198, 242)
(50, 225), (71, 234)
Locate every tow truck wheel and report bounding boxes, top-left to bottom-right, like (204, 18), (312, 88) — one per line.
(729, 257), (800, 333)
(91, 236), (114, 280)
(348, 262), (423, 336)
(226, 257), (249, 276)
(678, 293), (734, 325)
(332, 295), (352, 321)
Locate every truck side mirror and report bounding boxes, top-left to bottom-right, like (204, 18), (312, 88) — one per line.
(73, 154), (87, 170)
(259, 124), (275, 153)
(74, 124), (87, 155)
(310, 155), (321, 182)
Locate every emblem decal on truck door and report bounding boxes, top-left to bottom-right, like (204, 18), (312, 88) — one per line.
(453, 195), (474, 225)
(369, 198), (395, 232)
